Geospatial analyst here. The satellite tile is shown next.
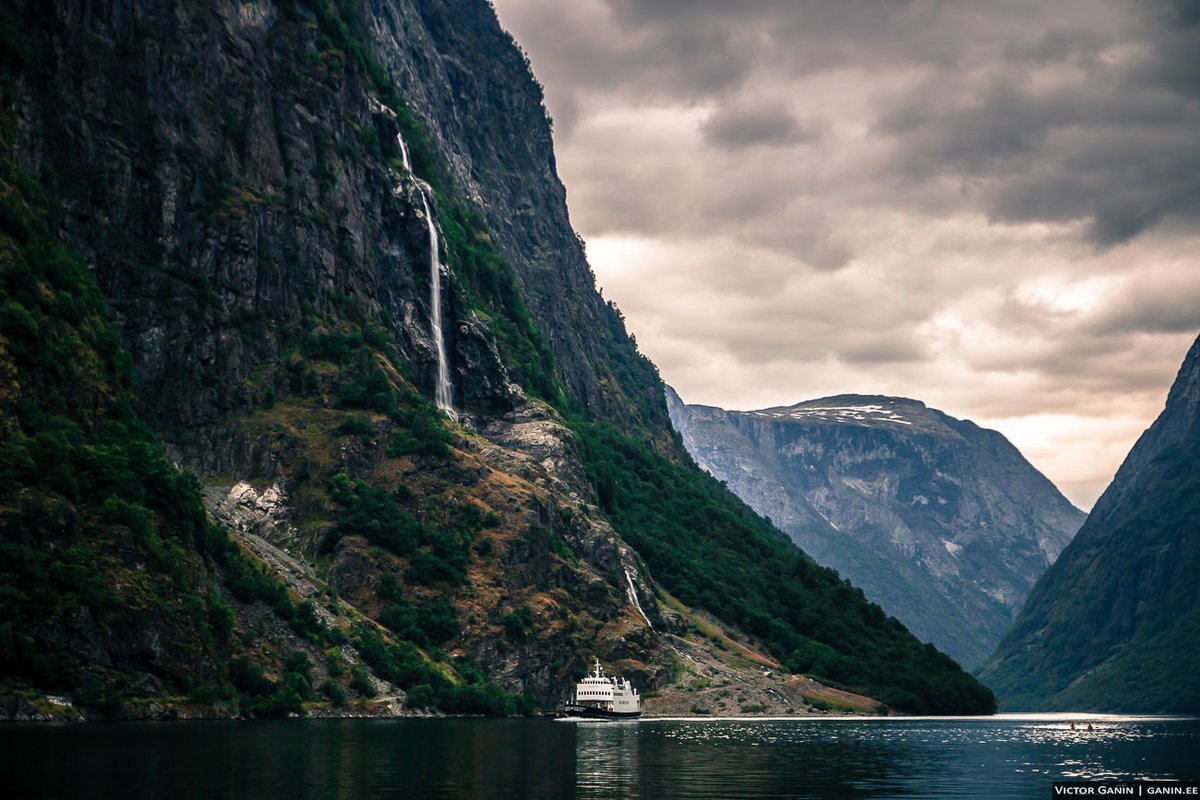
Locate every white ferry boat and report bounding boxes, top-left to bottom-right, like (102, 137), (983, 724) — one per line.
(562, 658), (641, 720)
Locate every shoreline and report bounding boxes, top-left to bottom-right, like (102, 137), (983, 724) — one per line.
(6, 692), (1187, 725)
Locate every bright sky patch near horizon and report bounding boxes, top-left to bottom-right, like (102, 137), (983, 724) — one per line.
(491, 0), (1200, 510)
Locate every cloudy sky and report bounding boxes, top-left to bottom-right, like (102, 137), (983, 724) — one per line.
(490, 0), (1200, 509)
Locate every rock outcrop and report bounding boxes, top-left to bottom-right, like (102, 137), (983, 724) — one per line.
(667, 388), (1084, 668)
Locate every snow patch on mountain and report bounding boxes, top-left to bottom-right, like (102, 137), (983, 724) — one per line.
(754, 405), (913, 425)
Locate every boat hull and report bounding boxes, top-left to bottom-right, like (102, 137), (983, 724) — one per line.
(562, 704), (641, 720)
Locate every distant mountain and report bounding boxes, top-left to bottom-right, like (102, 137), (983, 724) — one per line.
(978, 334), (1200, 711)
(667, 389), (1084, 668)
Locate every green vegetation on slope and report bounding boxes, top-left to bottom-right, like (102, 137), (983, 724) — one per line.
(574, 422), (997, 715)
(215, 316), (531, 714)
(0, 157), (360, 719)
(0, 157), (523, 717)
(979, 422), (1200, 712)
(311, 0), (996, 715)
(220, 300), (531, 714)
(0, 160), (235, 704)
(433, 190), (565, 406)
(354, 624), (532, 715)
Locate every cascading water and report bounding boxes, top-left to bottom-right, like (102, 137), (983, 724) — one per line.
(625, 568), (654, 629)
(396, 130), (413, 173)
(419, 190), (454, 414)
(396, 132), (454, 416)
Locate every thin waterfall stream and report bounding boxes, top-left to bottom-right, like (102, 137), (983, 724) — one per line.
(624, 568), (653, 629)
(396, 132), (454, 416)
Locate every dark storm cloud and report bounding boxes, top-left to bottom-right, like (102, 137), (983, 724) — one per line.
(976, 123), (1200, 244)
(512, 0), (1200, 247)
(874, 2), (1200, 246)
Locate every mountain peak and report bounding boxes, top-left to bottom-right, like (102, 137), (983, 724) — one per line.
(752, 395), (934, 430)
(786, 394), (927, 409)
(669, 391), (1084, 668)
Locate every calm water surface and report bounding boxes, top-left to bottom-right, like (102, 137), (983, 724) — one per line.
(2, 713), (1197, 798)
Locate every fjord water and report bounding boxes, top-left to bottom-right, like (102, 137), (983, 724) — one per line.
(3, 715), (1196, 799)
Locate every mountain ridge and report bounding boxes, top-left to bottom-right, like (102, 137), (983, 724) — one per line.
(667, 386), (1084, 668)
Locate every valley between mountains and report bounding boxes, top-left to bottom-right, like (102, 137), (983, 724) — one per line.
(0, 0), (1194, 721)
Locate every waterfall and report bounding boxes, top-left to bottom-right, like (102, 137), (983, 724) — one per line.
(624, 568), (654, 629)
(396, 133), (454, 416)
(419, 190), (454, 414)
(396, 130), (413, 173)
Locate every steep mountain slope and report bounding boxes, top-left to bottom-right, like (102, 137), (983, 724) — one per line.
(359, 0), (668, 431)
(0, 0), (675, 716)
(668, 389), (1084, 668)
(0, 161), (234, 710)
(1, 0), (994, 715)
(978, 334), (1200, 712)
(0, 157), (436, 721)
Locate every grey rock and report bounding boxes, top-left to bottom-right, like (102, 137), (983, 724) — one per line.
(667, 386), (1084, 668)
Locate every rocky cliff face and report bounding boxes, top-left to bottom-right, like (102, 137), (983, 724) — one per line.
(667, 388), (1084, 668)
(978, 334), (1200, 712)
(8, 0), (512, 432)
(359, 0), (667, 431)
(0, 0), (674, 713)
(1, 0), (996, 716)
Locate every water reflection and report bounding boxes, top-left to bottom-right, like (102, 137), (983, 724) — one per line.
(2, 714), (1197, 800)
(575, 719), (943, 799)
(574, 716), (1200, 800)
(0, 719), (577, 800)
(576, 721), (641, 798)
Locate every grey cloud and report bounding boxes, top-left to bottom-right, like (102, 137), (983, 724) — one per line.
(603, 0), (1013, 75)
(1088, 204), (1159, 247)
(692, 287), (940, 366)
(983, 126), (1200, 245)
(1170, 0), (1200, 27)
(509, 0), (1077, 115)
(1002, 27), (1111, 65)
(544, 85), (582, 138)
(1086, 287), (1200, 336)
(700, 105), (817, 150)
(506, 0), (1200, 251)
(640, 283), (933, 368)
(877, 80), (1054, 175)
(498, 0), (753, 104)
(746, 222), (853, 272)
(991, 292), (1072, 336)
(873, 3), (1200, 246)
(837, 334), (929, 365)
(962, 338), (1181, 405)
(1031, 351), (1185, 393)
(700, 183), (787, 221)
